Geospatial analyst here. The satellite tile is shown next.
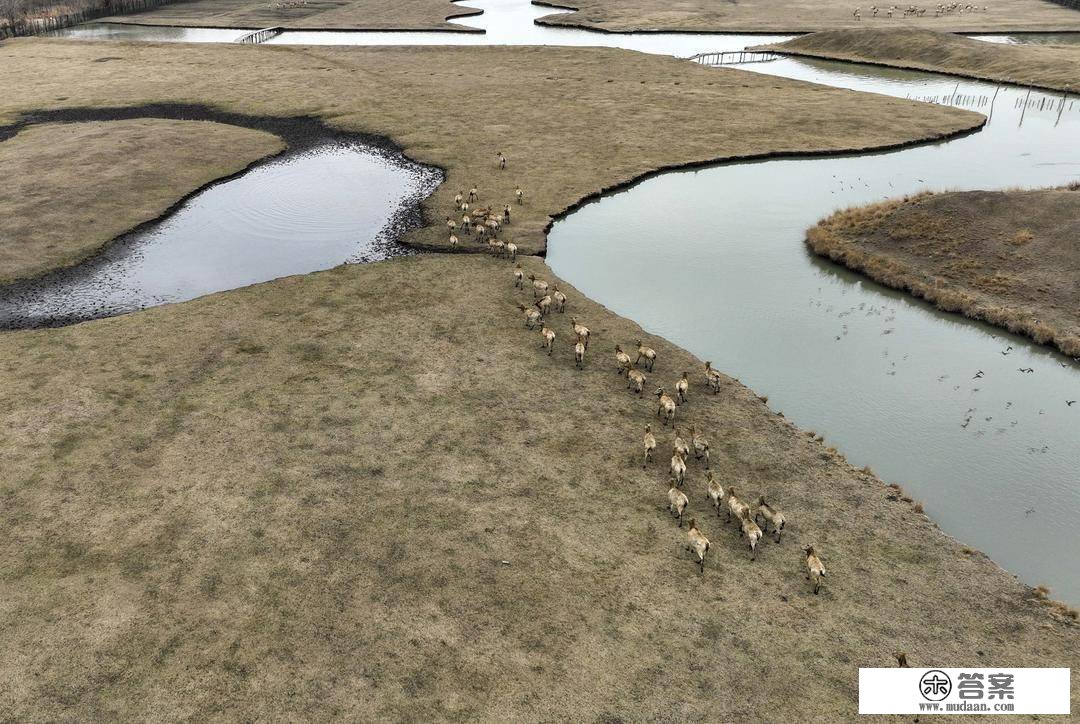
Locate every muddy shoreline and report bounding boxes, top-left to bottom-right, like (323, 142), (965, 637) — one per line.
(0, 104), (443, 329)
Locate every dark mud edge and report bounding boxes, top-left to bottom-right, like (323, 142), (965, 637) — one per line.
(756, 45), (1080, 94)
(536, 116), (987, 254)
(0, 103), (445, 327)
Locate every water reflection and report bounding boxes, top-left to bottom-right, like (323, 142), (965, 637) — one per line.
(547, 64), (1080, 602)
(0, 142), (440, 327)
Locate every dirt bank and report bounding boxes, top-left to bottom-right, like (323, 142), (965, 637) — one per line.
(0, 119), (283, 285)
(534, 0), (1080, 34)
(103, 0), (482, 31)
(807, 186), (1080, 356)
(764, 28), (1080, 92)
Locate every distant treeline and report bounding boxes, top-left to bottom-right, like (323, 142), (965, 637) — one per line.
(0, 0), (179, 37)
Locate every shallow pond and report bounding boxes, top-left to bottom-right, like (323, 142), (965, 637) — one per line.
(0, 141), (439, 327)
(35, 0), (1080, 601)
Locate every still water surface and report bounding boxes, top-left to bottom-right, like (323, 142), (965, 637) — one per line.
(38, 0), (1080, 601)
(0, 143), (439, 327)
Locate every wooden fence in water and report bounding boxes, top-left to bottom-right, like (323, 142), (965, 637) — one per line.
(0, 0), (177, 39)
(237, 26), (284, 44)
(688, 50), (779, 66)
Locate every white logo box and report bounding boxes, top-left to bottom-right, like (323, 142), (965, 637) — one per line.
(859, 668), (1070, 715)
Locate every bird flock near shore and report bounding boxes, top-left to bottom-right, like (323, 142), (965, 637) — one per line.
(456, 160), (828, 590)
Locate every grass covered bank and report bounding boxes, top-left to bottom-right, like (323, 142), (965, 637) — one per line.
(534, 0), (1080, 34)
(0, 39), (986, 260)
(1, 253), (1077, 719)
(103, 0), (482, 31)
(807, 186), (1080, 356)
(0, 119), (283, 284)
(764, 28), (1080, 93)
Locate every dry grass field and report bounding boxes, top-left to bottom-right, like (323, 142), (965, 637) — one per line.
(0, 39), (985, 257)
(766, 28), (1080, 92)
(104, 0), (481, 30)
(807, 186), (1080, 356)
(2, 254), (1077, 719)
(0, 119), (283, 284)
(1, 39), (1077, 720)
(535, 0), (1080, 33)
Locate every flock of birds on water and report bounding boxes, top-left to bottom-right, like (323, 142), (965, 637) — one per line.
(447, 155), (831, 587)
(805, 282), (1076, 459)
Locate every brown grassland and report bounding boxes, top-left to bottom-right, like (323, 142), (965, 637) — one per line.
(765, 28), (1080, 93)
(0, 119), (283, 284)
(0, 38), (1077, 719)
(807, 186), (1080, 356)
(105, 0), (481, 31)
(534, 0), (1080, 33)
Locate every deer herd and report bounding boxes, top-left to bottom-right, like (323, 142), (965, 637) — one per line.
(451, 155), (827, 591)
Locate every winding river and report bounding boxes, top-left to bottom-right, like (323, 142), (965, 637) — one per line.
(37, 0), (1080, 601)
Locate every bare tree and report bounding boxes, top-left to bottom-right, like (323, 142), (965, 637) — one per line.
(0, 0), (26, 33)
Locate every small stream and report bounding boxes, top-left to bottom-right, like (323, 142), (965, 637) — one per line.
(35, 0), (1080, 601)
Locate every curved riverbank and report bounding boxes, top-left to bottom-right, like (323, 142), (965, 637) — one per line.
(0, 39), (985, 262)
(1, 251), (1076, 720)
(532, 0), (1080, 34)
(762, 28), (1080, 93)
(0, 104), (441, 327)
(807, 186), (1080, 357)
(0, 118), (284, 286)
(100, 0), (485, 32)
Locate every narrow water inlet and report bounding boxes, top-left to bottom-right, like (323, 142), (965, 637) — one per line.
(0, 107), (442, 328)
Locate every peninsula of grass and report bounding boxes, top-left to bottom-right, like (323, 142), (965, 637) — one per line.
(807, 186), (1080, 356)
(0, 119), (283, 284)
(534, 0), (1080, 34)
(0, 39), (986, 258)
(104, 0), (482, 31)
(764, 28), (1080, 93)
(2, 38), (1076, 719)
